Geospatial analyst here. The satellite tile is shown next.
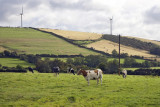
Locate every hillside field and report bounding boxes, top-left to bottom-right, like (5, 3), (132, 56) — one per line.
(0, 27), (98, 56)
(86, 40), (156, 58)
(0, 58), (34, 68)
(39, 28), (102, 40)
(0, 73), (160, 107)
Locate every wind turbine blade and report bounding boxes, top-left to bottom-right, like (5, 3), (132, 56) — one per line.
(22, 6), (23, 15)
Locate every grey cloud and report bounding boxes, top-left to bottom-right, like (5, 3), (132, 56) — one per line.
(0, 0), (20, 22)
(49, 0), (106, 11)
(144, 6), (160, 24)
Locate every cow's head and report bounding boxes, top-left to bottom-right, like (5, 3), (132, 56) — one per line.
(77, 69), (82, 75)
(77, 69), (87, 77)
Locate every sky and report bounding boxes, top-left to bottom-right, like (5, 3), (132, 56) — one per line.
(0, 0), (160, 41)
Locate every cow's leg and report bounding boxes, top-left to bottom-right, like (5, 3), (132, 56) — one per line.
(97, 78), (99, 85)
(123, 74), (125, 78)
(87, 78), (90, 86)
(100, 77), (102, 85)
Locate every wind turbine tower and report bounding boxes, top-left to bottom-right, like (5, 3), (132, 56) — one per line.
(20, 6), (23, 28)
(110, 17), (113, 35)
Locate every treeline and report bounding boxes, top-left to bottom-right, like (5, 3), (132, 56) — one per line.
(35, 55), (118, 73)
(123, 57), (160, 68)
(0, 50), (19, 58)
(0, 64), (27, 73)
(150, 47), (160, 56)
(102, 34), (160, 56)
(0, 50), (84, 58)
(1, 50), (160, 75)
(127, 69), (160, 76)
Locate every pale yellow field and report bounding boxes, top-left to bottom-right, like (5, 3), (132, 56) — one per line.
(39, 28), (102, 40)
(87, 40), (156, 58)
(0, 46), (6, 52)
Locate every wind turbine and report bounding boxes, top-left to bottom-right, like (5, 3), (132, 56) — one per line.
(109, 16), (113, 35)
(20, 6), (23, 28)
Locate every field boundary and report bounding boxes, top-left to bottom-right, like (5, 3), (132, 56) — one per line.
(31, 27), (111, 56)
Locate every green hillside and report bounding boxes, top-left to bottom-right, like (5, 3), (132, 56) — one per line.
(0, 27), (98, 55)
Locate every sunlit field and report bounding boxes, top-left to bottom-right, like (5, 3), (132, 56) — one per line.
(86, 40), (156, 58)
(40, 28), (102, 40)
(0, 73), (160, 107)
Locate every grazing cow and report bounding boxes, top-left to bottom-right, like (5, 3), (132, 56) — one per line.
(77, 69), (103, 85)
(28, 67), (34, 73)
(122, 69), (127, 78)
(68, 67), (75, 75)
(52, 66), (60, 76)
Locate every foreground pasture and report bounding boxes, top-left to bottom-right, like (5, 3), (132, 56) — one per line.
(0, 73), (160, 107)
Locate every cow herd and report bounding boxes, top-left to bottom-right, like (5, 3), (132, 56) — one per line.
(28, 66), (127, 85)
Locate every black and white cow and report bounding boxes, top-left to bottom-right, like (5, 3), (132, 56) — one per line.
(28, 67), (34, 73)
(52, 66), (60, 76)
(122, 69), (127, 78)
(68, 67), (75, 75)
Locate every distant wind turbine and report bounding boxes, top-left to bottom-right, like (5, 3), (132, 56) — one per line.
(20, 6), (23, 28)
(109, 16), (113, 35)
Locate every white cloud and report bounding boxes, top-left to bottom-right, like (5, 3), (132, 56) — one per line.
(0, 0), (160, 41)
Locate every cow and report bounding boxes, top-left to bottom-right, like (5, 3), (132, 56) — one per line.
(52, 66), (60, 76)
(28, 67), (34, 73)
(68, 67), (75, 75)
(77, 69), (103, 85)
(122, 69), (127, 78)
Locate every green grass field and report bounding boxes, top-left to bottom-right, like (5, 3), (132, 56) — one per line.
(107, 58), (145, 64)
(0, 27), (98, 55)
(0, 58), (34, 68)
(0, 73), (160, 107)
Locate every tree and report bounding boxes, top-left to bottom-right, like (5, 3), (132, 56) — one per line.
(143, 61), (151, 68)
(16, 65), (24, 70)
(112, 49), (118, 57)
(98, 63), (107, 72)
(73, 57), (84, 66)
(107, 59), (119, 74)
(124, 57), (136, 67)
(4, 50), (10, 56)
(66, 58), (73, 65)
(121, 53), (128, 58)
(36, 60), (50, 73)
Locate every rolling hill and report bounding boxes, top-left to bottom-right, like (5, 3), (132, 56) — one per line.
(39, 28), (160, 60)
(0, 27), (98, 56)
(1, 27), (160, 60)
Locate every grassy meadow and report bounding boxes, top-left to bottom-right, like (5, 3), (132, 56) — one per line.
(0, 27), (98, 56)
(0, 73), (160, 107)
(0, 58), (34, 68)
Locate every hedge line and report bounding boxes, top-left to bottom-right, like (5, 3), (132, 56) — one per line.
(31, 27), (111, 57)
(127, 69), (160, 76)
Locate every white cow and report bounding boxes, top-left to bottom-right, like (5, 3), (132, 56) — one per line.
(122, 69), (127, 78)
(77, 69), (103, 85)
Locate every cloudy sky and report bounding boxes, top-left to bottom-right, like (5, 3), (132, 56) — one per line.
(0, 0), (160, 40)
